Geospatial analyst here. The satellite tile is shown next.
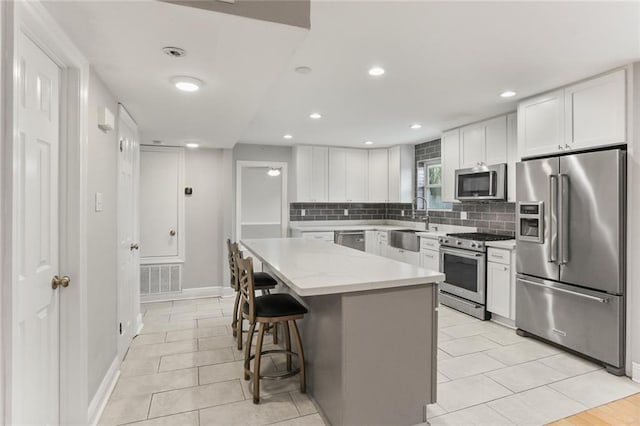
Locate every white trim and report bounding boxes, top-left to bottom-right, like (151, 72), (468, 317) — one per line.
(235, 160), (289, 241)
(136, 313), (144, 335)
(11, 2), (90, 425)
(139, 145), (186, 263)
(140, 257), (185, 265)
(632, 362), (640, 383)
(140, 286), (232, 303)
(88, 357), (120, 426)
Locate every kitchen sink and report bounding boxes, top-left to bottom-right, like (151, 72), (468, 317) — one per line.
(388, 229), (420, 252)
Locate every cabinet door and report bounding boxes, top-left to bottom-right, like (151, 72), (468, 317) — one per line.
(487, 261), (511, 318)
(484, 115), (508, 165)
(388, 146), (400, 202)
(506, 113), (518, 202)
(328, 148), (347, 202)
(459, 123), (486, 168)
(294, 146), (313, 202)
(345, 149), (369, 201)
(401, 250), (420, 266)
(311, 147), (329, 201)
(517, 89), (564, 159)
(441, 129), (460, 202)
(368, 149), (389, 202)
(566, 69), (626, 151)
(365, 230), (377, 254)
(420, 249), (440, 272)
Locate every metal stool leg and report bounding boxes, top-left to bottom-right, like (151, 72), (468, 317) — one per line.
(231, 290), (241, 337)
(291, 320), (306, 393)
(284, 321), (292, 372)
(237, 313), (244, 351)
(253, 323), (266, 404)
(244, 321), (256, 380)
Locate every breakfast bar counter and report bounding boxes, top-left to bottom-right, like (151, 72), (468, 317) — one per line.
(240, 238), (444, 426)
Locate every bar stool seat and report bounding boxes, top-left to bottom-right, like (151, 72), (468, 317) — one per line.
(253, 272), (278, 289)
(243, 294), (308, 318)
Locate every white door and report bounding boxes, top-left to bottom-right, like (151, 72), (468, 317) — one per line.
(345, 149), (368, 201)
(139, 146), (182, 258)
(484, 115), (508, 165)
(441, 129), (460, 202)
(117, 108), (140, 358)
(368, 149), (389, 202)
(517, 89), (565, 159)
(13, 32), (61, 425)
(328, 148), (347, 202)
(459, 123), (485, 168)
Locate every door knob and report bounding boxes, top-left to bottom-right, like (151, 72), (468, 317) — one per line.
(130, 243), (139, 250)
(169, 230), (176, 236)
(51, 275), (70, 290)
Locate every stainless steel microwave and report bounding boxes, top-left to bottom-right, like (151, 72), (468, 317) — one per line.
(455, 163), (507, 201)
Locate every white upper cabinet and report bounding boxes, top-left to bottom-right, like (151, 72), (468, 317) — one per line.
(329, 148), (369, 202)
(459, 123), (485, 168)
(460, 116), (507, 169)
(518, 68), (627, 159)
(506, 113), (518, 202)
(293, 146), (328, 202)
(565, 69), (626, 151)
(388, 145), (414, 203)
(368, 149), (389, 202)
(441, 129), (460, 203)
(518, 89), (565, 159)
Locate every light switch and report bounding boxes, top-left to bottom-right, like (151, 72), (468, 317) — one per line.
(344, 209), (348, 216)
(301, 209), (306, 217)
(95, 192), (103, 212)
(460, 211), (468, 220)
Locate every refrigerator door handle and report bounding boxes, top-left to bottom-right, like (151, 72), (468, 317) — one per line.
(548, 175), (558, 264)
(518, 278), (610, 303)
(559, 174), (570, 265)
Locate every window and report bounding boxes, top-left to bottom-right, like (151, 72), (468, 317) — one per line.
(417, 160), (452, 210)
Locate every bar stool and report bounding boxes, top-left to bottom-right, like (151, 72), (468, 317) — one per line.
(226, 239), (277, 350)
(236, 254), (307, 404)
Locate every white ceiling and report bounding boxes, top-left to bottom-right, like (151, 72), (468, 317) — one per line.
(45, 1), (640, 150)
(43, 0), (308, 148)
(241, 1), (640, 147)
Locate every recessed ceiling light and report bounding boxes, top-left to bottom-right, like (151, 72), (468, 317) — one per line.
(185, 143), (199, 148)
(309, 112), (322, 119)
(368, 66), (385, 76)
(283, 134), (293, 139)
(410, 124), (422, 130)
(364, 141), (373, 145)
(500, 90), (517, 98)
(267, 168), (281, 177)
(295, 66), (312, 74)
(171, 76), (203, 92)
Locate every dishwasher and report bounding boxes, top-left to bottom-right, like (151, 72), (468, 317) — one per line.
(334, 231), (366, 252)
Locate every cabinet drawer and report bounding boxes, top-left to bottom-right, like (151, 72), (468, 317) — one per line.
(420, 238), (439, 250)
(487, 248), (510, 265)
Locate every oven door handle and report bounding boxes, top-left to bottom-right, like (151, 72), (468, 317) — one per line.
(440, 247), (485, 259)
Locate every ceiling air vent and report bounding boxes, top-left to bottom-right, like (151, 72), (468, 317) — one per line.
(162, 46), (186, 58)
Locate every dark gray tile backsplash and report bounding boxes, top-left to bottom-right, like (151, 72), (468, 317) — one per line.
(290, 202), (386, 221)
(415, 139), (441, 162)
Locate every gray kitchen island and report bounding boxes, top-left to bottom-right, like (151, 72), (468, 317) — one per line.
(240, 238), (444, 426)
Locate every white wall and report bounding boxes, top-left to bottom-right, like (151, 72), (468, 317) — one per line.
(86, 70), (119, 400)
(182, 148), (233, 289)
(241, 167), (282, 224)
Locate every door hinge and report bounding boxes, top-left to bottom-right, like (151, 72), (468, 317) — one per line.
(119, 322), (123, 335)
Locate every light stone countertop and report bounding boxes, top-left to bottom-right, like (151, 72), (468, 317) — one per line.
(240, 238), (444, 297)
(485, 239), (517, 250)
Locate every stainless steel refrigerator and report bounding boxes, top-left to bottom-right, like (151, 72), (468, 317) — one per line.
(515, 148), (626, 375)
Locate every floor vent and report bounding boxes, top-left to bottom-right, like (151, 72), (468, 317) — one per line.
(140, 264), (182, 295)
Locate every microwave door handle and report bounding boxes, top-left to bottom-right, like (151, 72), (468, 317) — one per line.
(488, 172), (494, 196)
(548, 175), (558, 264)
(559, 174), (569, 265)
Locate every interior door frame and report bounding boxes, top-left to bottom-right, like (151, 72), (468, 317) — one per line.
(1, 2), (90, 424)
(235, 160), (289, 241)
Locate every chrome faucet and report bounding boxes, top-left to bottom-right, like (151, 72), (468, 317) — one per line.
(411, 197), (429, 227)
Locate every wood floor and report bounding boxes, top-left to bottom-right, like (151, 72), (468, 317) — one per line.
(549, 392), (640, 425)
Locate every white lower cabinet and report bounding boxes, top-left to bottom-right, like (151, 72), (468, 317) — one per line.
(301, 231), (335, 242)
(486, 247), (516, 320)
(365, 230), (378, 255)
(420, 249), (439, 271)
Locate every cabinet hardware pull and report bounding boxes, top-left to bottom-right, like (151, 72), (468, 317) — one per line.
(51, 275), (70, 290)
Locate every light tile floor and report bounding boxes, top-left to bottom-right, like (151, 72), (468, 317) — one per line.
(99, 297), (324, 426)
(424, 306), (640, 425)
(101, 298), (640, 426)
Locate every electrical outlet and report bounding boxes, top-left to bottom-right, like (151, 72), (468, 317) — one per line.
(460, 211), (468, 220)
(401, 210), (405, 217)
(344, 209), (349, 216)
(301, 209), (306, 217)
(95, 192), (103, 212)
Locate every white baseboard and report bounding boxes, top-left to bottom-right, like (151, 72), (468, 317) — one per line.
(136, 313), (144, 334)
(88, 356), (120, 426)
(632, 362), (640, 383)
(141, 286), (232, 304)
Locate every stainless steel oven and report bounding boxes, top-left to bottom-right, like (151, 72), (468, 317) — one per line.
(439, 246), (486, 305)
(455, 163), (506, 201)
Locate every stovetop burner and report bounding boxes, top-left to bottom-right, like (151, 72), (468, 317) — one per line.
(446, 232), (514, 242)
